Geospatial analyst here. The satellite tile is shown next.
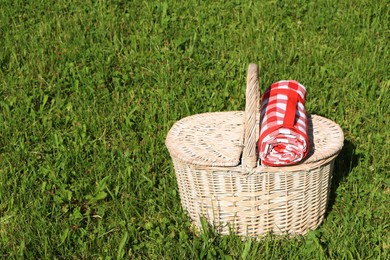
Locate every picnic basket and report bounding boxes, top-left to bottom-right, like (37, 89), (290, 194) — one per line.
(165, 64), (344, 237)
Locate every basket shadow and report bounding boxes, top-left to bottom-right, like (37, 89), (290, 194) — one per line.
(325, 139), (361, 216)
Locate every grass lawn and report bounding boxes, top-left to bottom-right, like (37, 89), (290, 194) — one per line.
(0, 0), (389, 258)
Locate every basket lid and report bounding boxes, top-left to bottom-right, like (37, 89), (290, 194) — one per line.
(302, 114), (344, 164)
(165, 113), (344, 167)
(165, 111), (245, 167)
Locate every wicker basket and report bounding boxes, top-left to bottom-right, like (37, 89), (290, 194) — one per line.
(165, 64), (344, 237)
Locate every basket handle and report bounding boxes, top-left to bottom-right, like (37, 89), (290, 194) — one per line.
(242, 64), (260, 169)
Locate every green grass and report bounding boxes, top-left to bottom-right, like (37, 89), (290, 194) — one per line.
(0, 0), (389, 258)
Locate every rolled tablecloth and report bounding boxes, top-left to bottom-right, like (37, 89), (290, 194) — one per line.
(258, 80), (309, 166)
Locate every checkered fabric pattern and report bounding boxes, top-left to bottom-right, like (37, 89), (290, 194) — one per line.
(258, 80), (309, 166)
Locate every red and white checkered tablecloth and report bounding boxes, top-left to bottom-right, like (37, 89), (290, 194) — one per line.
(258, 80), (309, 166)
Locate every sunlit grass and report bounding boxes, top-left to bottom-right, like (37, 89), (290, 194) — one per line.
(0, 0), (388, 258)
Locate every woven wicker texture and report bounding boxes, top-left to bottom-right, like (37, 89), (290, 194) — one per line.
(165, 64), (344, 237)
(166, 113), (343, 169)
(243, 64), (260, 168)
(165, 112), (245, 167)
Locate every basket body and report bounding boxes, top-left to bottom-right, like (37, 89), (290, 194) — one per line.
(172, 157), (334, 236)
(166, 112), (343, 237)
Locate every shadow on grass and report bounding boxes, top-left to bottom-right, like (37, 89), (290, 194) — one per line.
(325, 139), (362, 215)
